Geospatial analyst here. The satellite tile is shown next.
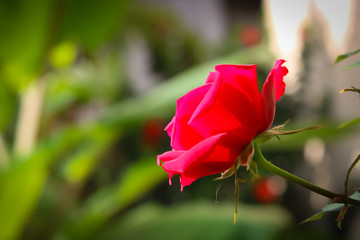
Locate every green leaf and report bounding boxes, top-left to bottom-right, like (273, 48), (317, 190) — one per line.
(0, 160), (48, 240)
(95, 202), (292, 240)
(351, 191), (360, 200)
(0, 0), (53, 90)
(338, 118), (360, 129)
(300, 192), (360, 226)
(0, 0), (130, 90)
(0, 127), (86, 240)
(54, 157), (167, 239)
(322, 203), (346, 212)
(0, 81), (17, 131)
(344, 60), (360, 70)
(61, 126), (118, 183)
(335, 48), (360, 63)
(299, 212), (328, 225)
(59, 0), (130, 50)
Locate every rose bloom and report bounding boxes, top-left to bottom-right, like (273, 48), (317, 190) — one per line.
(157, 60), (288, 190)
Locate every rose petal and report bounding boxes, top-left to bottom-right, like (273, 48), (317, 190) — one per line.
(259, 60), (288, 132)
(157, 150), (186, 166)
(215, 64), (260, 100)
(272, 59), (288, 101)
(205, 71), (218, 84)
(163, 133), (243, 190)
(170, 84), (211, 150)
(157, 150), (186, 185)
(189, 64), (260, 141)
(179, 175), (197, 191)
(164, 116), (175, 137)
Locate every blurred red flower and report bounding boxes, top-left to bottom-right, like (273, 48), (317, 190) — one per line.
(239, 25), (262, 47)
(252, 176), (287, 204)
(142, 118), (165, 148)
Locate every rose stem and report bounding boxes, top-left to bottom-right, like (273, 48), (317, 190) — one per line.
(253, 142), (360, 206)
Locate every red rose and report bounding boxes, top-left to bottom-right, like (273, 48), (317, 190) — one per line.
(157, 60), (288, 190)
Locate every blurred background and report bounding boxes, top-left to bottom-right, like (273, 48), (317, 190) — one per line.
(0, 0), (359, 239)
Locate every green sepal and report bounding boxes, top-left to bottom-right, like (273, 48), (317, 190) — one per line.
(214, 142), (254, 181)
(249, 161), (260, 179)
(255, 120), (323, 144)
(214, 159), (240, 181)
(213, 159), (247, 182)
(336, 204), (349, 230)
(242, 142), (254, 168)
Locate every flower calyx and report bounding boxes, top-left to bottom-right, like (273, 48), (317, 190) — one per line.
(215, 142), (254, 181)
(255, 120), (323, 144)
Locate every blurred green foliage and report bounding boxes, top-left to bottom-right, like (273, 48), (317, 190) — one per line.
(96, 202), (292, 240)
(0, 0), (351, 239)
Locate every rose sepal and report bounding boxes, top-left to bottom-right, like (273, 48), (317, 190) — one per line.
(255, 120), (323, 144)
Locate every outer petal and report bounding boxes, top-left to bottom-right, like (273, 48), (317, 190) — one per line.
(205, 71), (217, 84)
(157, 150), (186, 185)
(164, 116), (175, 137)
(157, 150), (186, 166)
(163, 133), (244, 190)
(170, 83), (211, 150)
(272, 59), (288, 101)
(189, 64), (260, 142)
(259, 60), (288, 132)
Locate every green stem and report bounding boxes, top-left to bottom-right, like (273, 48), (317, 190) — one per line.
(253, 143), (360, 206)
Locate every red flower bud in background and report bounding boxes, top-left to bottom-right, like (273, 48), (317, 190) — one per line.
(238, 24), (262, 47)
(142, 118), (165, 148)
(252, 176), (287, 204)
(158, 60), (288, 190)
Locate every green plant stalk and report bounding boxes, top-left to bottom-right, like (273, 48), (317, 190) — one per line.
(253, 143), (360, 206)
